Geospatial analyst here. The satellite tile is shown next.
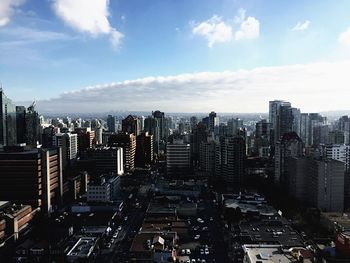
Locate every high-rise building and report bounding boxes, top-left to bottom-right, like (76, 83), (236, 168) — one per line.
(191, 122), (208, 165)
(166, 141), (191, 176)
(25, 102), (40, 147)
(153, 110), (166, 140)
(215, 136), (246, 186)
(135, 132), (153, 167)
(16, 106), (26, 144)
(122, 115), (141, 136)
(288, 157), (345, 212)
(75, 127), (95, 153)
(208, 111), (219, 134)
(269, 100), (291, 144)
(0, 147), (63, 214)
(255, 119), (271, 158)
(108, 133), (136, 171)
(42, 126), (55, 148)
(0, 89), (17, 147)
(107, 115), (116, 133)
(53, 133), (78, 167)
(199, 140), (216, 175)
(322, 144), (350, 171)
(274, 132), (304, 183)
(144, 116), (160, 154)
(86, 147), (124, 176)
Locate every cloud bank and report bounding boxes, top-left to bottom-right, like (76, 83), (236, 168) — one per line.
(52, 0), (123, 49)
(31, 60), (350, 114)
(339, 27), (350, 47)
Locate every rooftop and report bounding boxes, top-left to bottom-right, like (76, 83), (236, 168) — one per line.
(66, 237), (97, 258)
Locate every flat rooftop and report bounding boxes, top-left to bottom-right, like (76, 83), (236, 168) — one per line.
(67, 237), (97, 258)
(243, 245), (298, 263)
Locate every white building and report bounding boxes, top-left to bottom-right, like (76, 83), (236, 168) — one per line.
(322, 144), (350, 171)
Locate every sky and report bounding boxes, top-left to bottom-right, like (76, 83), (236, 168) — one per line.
(1, 0), (350, 113)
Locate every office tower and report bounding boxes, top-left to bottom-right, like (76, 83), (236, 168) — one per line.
(153, 110), (166, 140)
(122, 115), (141, 136)
(16, 106), (26, 144)
(144, 116), (160, 154)
(312, 125), (330, 145)
(166, 141), (191, 176)
(291, 108), (301, 136)
(86, 147), (124, 175)
(309, 159), (344, 212)
(199, 140), (216, 175)
(269, 100), (291, 143)
(308, 113), (326, 145)
(300, 113), (310, 146)
(191, 122), (208, 165)
(136, 132), (154, 167)
(227, 118), (243, 136)
(25, 101), (40, 147)
(53, 133), (78, 167)
(328, 130), (345, 144)
(274, 132), (303, 183)
(215, 136), (246, 185)
(75, 127), (95, 153)
(208, 111), (219, 134)
(42, 126), (55, 148)
(223, 136), (246, 185)
(107, 115), (116, 132)
(0, 89), (17, 146)
(108, 133), (136, 171)
(288, 157), (344, 212)
(255, 119), (272, 158)
(94, 127), (103, 145)
(0, 147), (63, 214)
(190, 116), (198, 131)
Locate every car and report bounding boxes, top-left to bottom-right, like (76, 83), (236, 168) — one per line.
(201, 260), (206, 263)
(191, 259), (196, 263)
(200, 249), (204, 255)
(202, 227), (208, 231)
(209, 217), (213, 221)
(205, 248), (209, 255)
(186, 249), (191, 255)
(118, 226), (122, 231)
(194, 226), (200, 231)
(106, 243), (112, 248)
(124, 216), (128, 221)
(194, 234), (200, 240)
(197, 218), (204, 223)
(181, 249), (186, 255)
(113, 232), (118, 238)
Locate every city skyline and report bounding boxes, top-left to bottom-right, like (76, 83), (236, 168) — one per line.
(1, 0), (350, 113)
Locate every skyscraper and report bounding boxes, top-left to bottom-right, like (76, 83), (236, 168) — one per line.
(25, 101), (40, 147)
(108, 133), (136, 171)
(107, 115), (116, 132)
(16, 106), (26, 144)
(122, 115), (141, 136)
(0, 89), (17, 147)
(269, 100), (291, 143)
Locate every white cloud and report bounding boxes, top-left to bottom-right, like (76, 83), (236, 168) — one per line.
(292, 20), (310, 31)
(235, 16), (260, 40)
(191, 9), (260, 46)
(52, 0), (123, 49)
(0, 0), (25, 27)
(29, 60), (350, 113)
(338, 27), (350, 47)
(192, 15), (232, 47)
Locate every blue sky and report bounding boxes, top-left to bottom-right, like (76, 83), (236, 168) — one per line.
(1, 0), (350, 113)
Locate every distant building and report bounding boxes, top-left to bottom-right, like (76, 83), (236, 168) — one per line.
(255, 119), (271, 158)
(107, 115), (116, 132)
